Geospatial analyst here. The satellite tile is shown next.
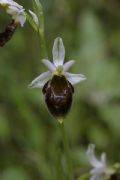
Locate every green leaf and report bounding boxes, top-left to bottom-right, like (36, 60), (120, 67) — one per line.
(25, 12), (38, 31)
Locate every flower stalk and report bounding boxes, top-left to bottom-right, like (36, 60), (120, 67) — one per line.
(59, 123), (74, 180)
(32, 0), (47, 59)
(38, 27), (48, 59)
(56, 147), (66, 180)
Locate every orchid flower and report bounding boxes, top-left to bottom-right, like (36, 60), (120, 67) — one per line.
(29, 37), (86, 123)
(0, 0), (26, 26)
(86, 144), (107, 180)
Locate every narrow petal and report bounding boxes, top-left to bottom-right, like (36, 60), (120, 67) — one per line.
(28, 71), (51, 88)
(42, 59), (56, 72)
(63, 60), (75, 72)
(7, 1), (23, 9)
(6, 5), (19, 14)
(65, 72), (86, 85)
(0, 0), (7, 5)
(17, 13), (26, 27)
(0, 0), (23, 8)
(86, 144), (103, 168)
(52, 37), (65, 66)
(101, 153), (106, 166)
(91, 167), (104, 174)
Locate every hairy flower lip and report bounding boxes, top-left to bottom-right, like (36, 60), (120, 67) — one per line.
(42, 75), (74, 120)
(29, 37), (86, 88)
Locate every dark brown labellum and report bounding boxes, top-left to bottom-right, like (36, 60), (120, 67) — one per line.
(110, 173), (120, 180)
(42, 75), (74, 120)
(0, 20), (17, 47)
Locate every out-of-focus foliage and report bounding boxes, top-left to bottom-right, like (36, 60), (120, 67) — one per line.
(0, 0), (120, 179)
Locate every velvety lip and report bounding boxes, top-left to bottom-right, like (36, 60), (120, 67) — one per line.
(42, 75), (74, 119)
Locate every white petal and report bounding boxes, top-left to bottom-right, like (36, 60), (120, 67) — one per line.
(17, 13), (26, 27)
(29, 10), (39, 26)
(63, 60), (75, 72)
(0, 0), (7, 4)
(6, 5), (19, 14)
(101, 153), (106, 166)
(91, 167), (104, 175)
(0, 0), (23, 8)
(42, 59), (56, 72)
(52, 37), (65, 66)
(28, 71), (51, 88)
(5, 4), (26, 26)
(7, 1), (23, 8)
(86, 144), (103, 168)
(65, 72), (86, 85)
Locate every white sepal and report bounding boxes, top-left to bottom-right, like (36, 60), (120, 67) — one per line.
(6, 5), (19, 13)
(65, 72), (86, 85)
(86, 144), (107, 180)
(0, 0), (22, 8)
(52, 37), (65, 66)
(86, 144), (104, 168)
(28, 71), (51, 88)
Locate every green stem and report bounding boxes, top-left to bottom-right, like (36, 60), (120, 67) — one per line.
(56, 147), (66, 180)
(38, 28), (48, 59)
(59, 123), (74, 180)
(32, 0), (48, 59)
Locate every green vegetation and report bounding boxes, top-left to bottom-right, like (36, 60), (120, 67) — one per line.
(0, 0), (120, 179)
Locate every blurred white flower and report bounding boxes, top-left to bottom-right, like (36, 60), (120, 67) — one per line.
(29, 10), (39, 26)
(86, 144), (107, 180)
(0, 0), (26, 26)
(29, 37), (86, 88)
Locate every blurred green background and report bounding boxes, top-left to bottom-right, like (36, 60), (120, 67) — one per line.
(0, 0), (120, 179)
